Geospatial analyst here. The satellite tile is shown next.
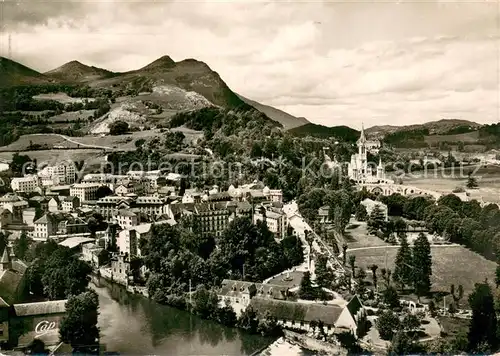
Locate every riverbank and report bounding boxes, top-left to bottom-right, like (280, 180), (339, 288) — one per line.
(91, 275), (276, 355)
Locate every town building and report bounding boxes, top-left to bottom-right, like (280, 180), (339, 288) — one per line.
(37, 162), (76, 186)
(69, 183), (101, 202)
(115, 182), (143, 196)
(82, 243), (104, 268)
(116, 209), (139, 229)
(253, 206), (287, 239)
(7, 299), (67, 348)
(360, 198), (388, 221)
(11, 176), (39, 193)
(263, 187), (283, 203)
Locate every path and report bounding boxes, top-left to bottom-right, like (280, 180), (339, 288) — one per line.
(30, 133), (113, 150)
(346, 243), (461, 253)
(284, 201), (345, 272)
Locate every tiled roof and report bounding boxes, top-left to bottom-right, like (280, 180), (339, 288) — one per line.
(58, 236), (94, 249)
(118, 209), (137, 217)
(249, 298), (343, 326)
(13, 300), (67, 316)
(346, 295), (363, 316)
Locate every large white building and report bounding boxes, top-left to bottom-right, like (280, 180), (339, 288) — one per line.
(38, 163), (76, 186)
(348, 124), (385, 183)
(11, 175), (39, 193)
(70, 183), (101, 202)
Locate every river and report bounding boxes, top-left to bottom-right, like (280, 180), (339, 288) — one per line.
(91, 277), (274, 355)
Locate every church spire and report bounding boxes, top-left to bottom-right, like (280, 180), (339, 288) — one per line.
(358, 122), (366, 144)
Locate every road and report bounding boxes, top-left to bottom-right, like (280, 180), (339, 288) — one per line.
(284, 201), (345, 272)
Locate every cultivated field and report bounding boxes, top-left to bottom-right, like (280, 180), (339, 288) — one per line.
(347, 245), (496, 297)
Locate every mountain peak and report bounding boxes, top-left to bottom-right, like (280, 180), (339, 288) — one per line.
(45, 60), (114, 82)
(140, 55), (176, 71)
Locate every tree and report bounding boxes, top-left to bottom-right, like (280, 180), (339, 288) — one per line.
(412, 232), (432, 297)
(315, 254), (332, 289)
(495, 263), (500, 288)
(367, 204), (386, 235)
(13, 231), (30, 260)
(238, 306), (259, 334)
(95, 186), (113, 199)
(327, 189), (352, 235)
(217, 301), (237, 327)
(342, 243), (348, 266)
(192, 285), (219, 319)
(451, 284), (464, 308)
(466, 173), (478, 189)
(299, 271), (316, 300)
(382, 285), (400, 308)
(26, 339), (49, 355)
(467, 282), (497, 352)
(109, 120), (129, 135)
(393, 235), (413, 291)
(370, 264), (379, 288)
(348, 255), (356, 278)
(355, 204), (368, 222)
(41, 248), (92, 299)
(59, 290), (100, 354)
(402, 313), (420, 334)
(377, 310), (400, 340)
(388, 330), (424, 355)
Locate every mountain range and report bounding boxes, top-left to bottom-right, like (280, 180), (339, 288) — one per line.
(0, 55), (310, 130)
(0, 55), (486, 138)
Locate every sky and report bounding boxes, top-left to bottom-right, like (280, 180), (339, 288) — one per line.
(0, 0), (498, 129)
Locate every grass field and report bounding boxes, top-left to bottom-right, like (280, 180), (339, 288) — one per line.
(266, 271), (304, 289)
(49, 110), (96, 123)
(347, 245), (495, 297)
(344, 221), (389, 249)
(32, 93), (95, 104)
(0, 134), (80, 151)
(0, 149), (107, 167)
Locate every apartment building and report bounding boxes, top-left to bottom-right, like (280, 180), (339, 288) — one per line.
(193, 202), (231, 237)
(263, 187), (283, 203)
(11, 175), (39, 193)
(253, 208), (288, 239)
(116, 209), (139, 229)
(96, 196), (165, 220)
(70, 183), (101, 202)
(115, 182), (143, 196)
(37, 162), (76, 186)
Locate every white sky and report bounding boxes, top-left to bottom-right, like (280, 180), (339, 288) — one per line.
(1, 0), (499, 128)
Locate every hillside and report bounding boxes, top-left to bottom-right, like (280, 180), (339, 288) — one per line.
(0, 56), (308, 132)
(237, 95), (309, 130)
(0, 56), (54, 87)
(45, 60), (116, 82)
(367, 119), (481, 139)
(289, 123), (360, 142)
(90, 56), (244, 108)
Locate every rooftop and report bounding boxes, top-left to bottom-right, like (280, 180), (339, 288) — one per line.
(58, 236), (94, 249)
(13, 300), (67, 317)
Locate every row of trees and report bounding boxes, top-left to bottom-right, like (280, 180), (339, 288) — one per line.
(383, 192), (500, 261)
